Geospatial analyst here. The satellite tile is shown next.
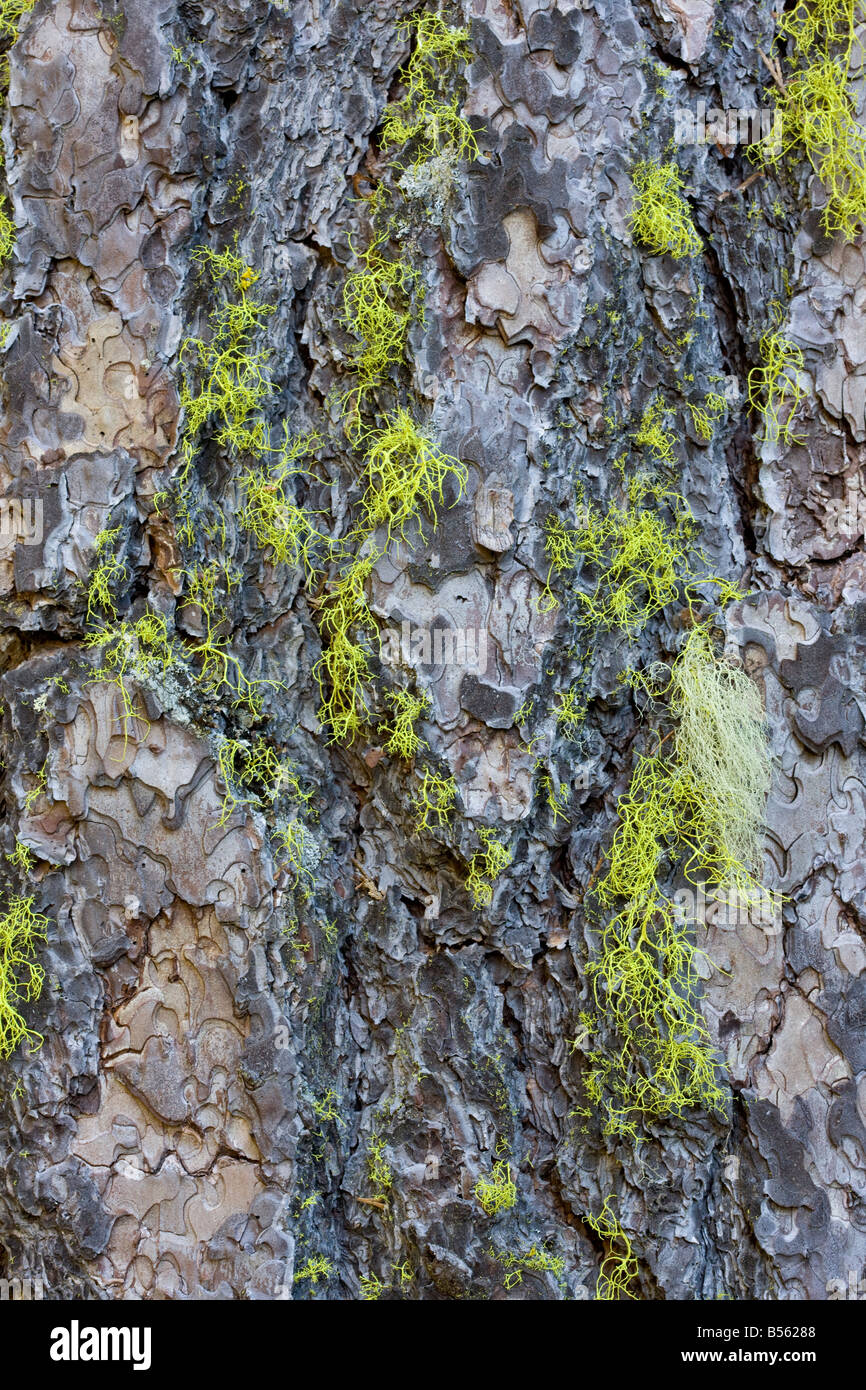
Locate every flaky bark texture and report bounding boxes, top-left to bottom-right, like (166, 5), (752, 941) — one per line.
(0, 0), (864, 1301)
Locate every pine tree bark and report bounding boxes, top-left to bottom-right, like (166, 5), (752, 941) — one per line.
(0, 0), (864, 1301)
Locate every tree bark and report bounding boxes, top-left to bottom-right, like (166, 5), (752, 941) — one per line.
(0, 0), (864, 1301)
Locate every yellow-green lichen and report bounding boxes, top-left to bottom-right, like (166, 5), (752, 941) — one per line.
(632, 397), (677, 464)
(359, 408), (467, 544)
(585, 625), (776, 1137)
(340, 233), (423, 423)
(491, 1243), (566, 1292)
(313, 549), (380, 744)
(271, 819), (318, 895)
(0, 0), (34, 44)
(555, 685), (587, 740)
(535, 760), (571, 826)
(182, 562), (281, 718)
(0, 1), (35, 264)
(294, 1255), (332, 1286)
(747, 314), (806, 444)
(22, 756), (48, 813)
(411, 767), (457, 833)
(86, 528), (127, 624)
(367, 1135), (393, 1203)
(84, 612), (181, 749)
(359, 1261), (413, 1300)
(5, 839), (34, 875)
(312, 1088), (342, 1125)
(240, 431), (337, 578)
(628, 160), (703, 258)
(216, 735), (311, 827)
(465, 828), (511, 908)
(181, 244), (275, 458)
(751, 0), (866, 241)
(537, 512), (582, 612)
(586, 1197), (638, 1300)
(558, 480), (741, 639)
(474, 1159), (517, 1216)
(380, 687), (430, 759)
(381, 12), (478, 168)
(0, 892), (47, 1061)
(359, 1271), (387, 1300)
(171, 243), (276, 539)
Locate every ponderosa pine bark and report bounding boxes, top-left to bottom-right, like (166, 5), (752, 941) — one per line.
(0, 0), (864, 1302)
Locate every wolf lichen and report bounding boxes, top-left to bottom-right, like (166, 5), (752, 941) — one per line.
(586, 1198), (638, 1300)
(178, 243), (276, 473)
(381, 12), (479, 168)
(465, 828), (511, 908)
(0, 893), (48, 1061)
(241, 738), (310, 806)
(294, 1256), (332, 1286)
(535, 761), (571, 826)
(313, 550), (380, 743)
(474, 1160), (517, 1216)
(585, 625), (776, 1137)
(380, 687), (430, 759)
(242, 484), (330, 575)
(587, 752), (731, 1137)
(183, 562), (280, 718)
(628, 160), (702, 257)
(689, 392), (728, 442)
(565, 483), (740, 639)
(359, 1271), (387, 1300)
(575, 500), (687, 636)
(0, 0), (34, 44)
(367, 1135), (393, 1203)
(751, 0), (866, 240)
(84, 612), (180, 747)
(159, 243), (277, 549)
(298, 17), (474, 747)
(271, 819), (318, 895)
(555, 685), (587, 740)
(240, 432), (336, 578)
(341, 233), (423, 418)
(631, 397), (676, 464)
(411, 767), (458, 833)
(360, 408), (467, 543)
(312, 1088), (342, 1125)
(22, 756), (48, 813)
(87, 569), (278, 746)
(359, 1262), (413, 1300)
(688, 403), (714, 441)
(0, 0), (35, 264)
(492, 1243), (566, 1292)
(5, 839), (34, 875)
(86, 527), (127, 623)
(747, 316), (806, 444)
(216, 735), (311, 828)
(537, 513), (582, 612)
